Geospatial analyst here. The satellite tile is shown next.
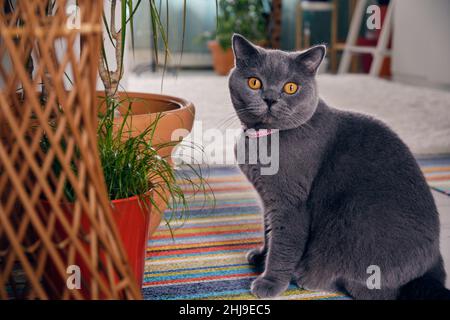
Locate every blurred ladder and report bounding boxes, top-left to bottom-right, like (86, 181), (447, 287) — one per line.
(338, 0), (395, 76)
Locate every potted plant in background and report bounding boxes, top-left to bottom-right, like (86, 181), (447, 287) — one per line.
(91, 0), (211, 286)
(98, 0), (199, 234)
(205, 0), (269, 75)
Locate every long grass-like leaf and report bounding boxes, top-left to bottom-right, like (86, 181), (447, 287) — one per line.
(160, 0), (170, 91)
(178, 0), (187, 67)
(119, 0), (127, 79)
(125, 0), (142, 25)
(149, 0), (170, 56)
(149, 0), (159, 65)
(127, 0), (136, 58)
(102, 12), (116, 48)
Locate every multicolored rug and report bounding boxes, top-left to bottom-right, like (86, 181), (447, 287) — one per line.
(418, 156), (450, 196)
(142, 156), (450, 300)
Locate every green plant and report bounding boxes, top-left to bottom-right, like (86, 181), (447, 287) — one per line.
(39, 95), (212, 233)
(97, 1), (213, 227)
(98, 97), (169, 202)
(97, 96), (212, 232)
(211, 0), (269, 50)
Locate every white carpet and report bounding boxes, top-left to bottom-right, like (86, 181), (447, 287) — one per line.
(128, 72), (450, 161)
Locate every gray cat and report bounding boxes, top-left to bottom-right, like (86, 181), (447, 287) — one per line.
(229, 34), (450, 300)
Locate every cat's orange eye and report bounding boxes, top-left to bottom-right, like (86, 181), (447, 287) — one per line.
(283, 82), (298, 94)
(248, 77), (262, 90)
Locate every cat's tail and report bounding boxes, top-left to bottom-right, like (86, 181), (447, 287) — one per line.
(398, 259), (450, 300)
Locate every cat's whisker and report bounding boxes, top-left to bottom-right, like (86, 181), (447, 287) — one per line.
(217, 113), (239, 128)
(220, 118), (241, 130)
(218, 112), (246, 128)
(219, 117), (240, 130)
(300, 122), (321, 142)
(219, 108), (265, 129)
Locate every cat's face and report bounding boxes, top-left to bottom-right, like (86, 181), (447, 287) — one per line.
(228, 34), (325, 130)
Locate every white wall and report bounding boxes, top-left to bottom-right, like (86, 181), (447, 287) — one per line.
(392, 0), (450, 90)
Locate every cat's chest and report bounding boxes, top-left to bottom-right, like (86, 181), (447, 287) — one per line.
(236, 130), (321, 197)
(239, 162), (276, 202)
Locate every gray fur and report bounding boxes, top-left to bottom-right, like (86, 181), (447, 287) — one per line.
(229, 34), (447, 300)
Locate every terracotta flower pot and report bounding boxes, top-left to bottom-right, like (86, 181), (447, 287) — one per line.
(208, 40), (235, 76)
(110, 194), (152, 286)
(96, 91), (196, 236)
(40, 192), (152, 296)
(97, 91), (195, 161)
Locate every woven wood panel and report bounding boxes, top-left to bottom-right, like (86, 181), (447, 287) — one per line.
(0, 0), (141, 299)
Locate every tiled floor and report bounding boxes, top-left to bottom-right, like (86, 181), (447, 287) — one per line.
(433, 190), (450, 288)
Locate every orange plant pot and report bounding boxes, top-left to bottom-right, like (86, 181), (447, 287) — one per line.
(97, 91), (195, 162)
(208, 40), (235, 76)
(110, 195), (152, 286)
(41, 193), (152, 297)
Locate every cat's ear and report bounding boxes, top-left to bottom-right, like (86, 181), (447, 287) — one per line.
(295, 45), (326, 74)
(232, 34), (260, 67)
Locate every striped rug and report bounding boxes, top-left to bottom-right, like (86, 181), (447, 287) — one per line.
(143, 156), (450, 300)
(418, 156), (450, 196)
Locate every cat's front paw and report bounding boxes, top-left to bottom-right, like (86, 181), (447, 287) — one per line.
(246, 248), (266, 267)
(251, 275), (289, 299)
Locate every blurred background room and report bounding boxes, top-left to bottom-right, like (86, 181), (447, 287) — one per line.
(1, 0), (449, 301)
(120, 0), (450, 160)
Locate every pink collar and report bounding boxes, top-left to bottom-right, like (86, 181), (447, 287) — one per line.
(245, 128), (277, 138)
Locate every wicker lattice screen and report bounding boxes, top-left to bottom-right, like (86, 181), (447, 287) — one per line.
(0, 0), (141, 299)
